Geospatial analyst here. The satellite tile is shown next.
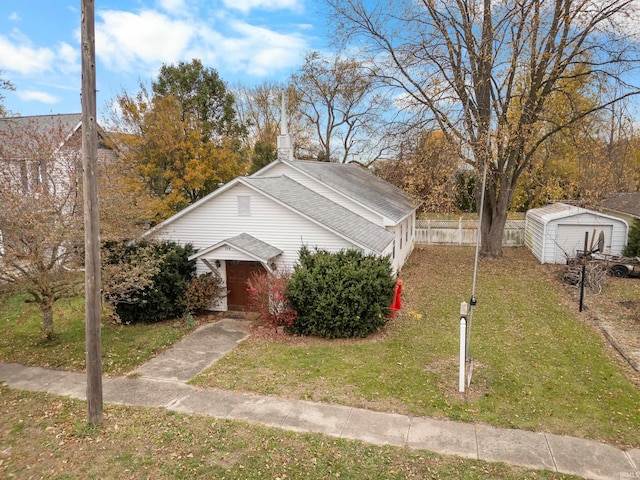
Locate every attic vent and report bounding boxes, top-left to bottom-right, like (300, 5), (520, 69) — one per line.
(237, 196), (251, 216)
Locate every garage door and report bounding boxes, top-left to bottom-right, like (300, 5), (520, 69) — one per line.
(554, 224), (613, 264)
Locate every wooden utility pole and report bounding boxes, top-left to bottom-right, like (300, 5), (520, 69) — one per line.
(81, 0), (103, 425)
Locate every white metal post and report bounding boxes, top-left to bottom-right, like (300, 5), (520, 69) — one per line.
(459, 301), (468, 393)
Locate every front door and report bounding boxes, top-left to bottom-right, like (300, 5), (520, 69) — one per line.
(226, 260), (266, 310)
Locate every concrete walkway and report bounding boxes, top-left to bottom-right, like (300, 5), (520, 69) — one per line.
(1, 318), (638, 480)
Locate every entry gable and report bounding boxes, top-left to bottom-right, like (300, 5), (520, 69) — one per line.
(190, 233), (283, 266)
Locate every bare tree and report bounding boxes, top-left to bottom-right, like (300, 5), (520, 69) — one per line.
(292, 51), (393, 164)
(0, 116), (84, 338)
(326, 0), (640, 256)
(233, 81), (311, 171)
(0, 71), (14, 117)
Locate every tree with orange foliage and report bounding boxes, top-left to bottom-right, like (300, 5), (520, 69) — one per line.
(109, 60), (248, 222)
(376, 130), (464, 215)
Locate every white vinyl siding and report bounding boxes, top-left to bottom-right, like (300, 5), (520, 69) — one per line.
(153, 183), (361, 272)
(525, 204), (628, 264)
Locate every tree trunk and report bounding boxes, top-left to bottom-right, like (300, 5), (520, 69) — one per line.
(479, 174), (513, 258)
(480, 208), (508, 257)
(41, 298), (54, 340)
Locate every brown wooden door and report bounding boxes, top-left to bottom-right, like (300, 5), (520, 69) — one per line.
(226, 260), (266, 310)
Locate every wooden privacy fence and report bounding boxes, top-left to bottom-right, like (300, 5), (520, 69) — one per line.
(415, 219), (525, 246)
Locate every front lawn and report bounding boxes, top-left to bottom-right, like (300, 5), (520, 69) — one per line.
(193, 246), (640, 447)
(0, 294), (190, 375)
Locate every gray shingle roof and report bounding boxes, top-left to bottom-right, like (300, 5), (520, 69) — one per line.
(0, 114), (83, 159)
(225, 233), (283, 260)
(0, 113), (82, 139)
(601, 193), (640, 219)
(283, 160), (420, 223)
(190, 233), (283, 262)
(244, 176), (394, 253)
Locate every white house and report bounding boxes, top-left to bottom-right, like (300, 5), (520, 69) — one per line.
(0, 114), (115, 258)
(525, 203), (628, 264)
(148, 159), (421, 311)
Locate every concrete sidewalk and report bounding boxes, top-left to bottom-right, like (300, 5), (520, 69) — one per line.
(1, 318), (638, 480)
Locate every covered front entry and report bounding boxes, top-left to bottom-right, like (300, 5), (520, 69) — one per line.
(225, 260), (267, 310)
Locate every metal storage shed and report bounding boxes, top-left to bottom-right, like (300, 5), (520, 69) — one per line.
(525, 203), (628, 264)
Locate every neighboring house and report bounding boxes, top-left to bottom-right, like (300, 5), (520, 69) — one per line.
(0, 114), (116, 256)
(0, 113), (115, 194)
(599, 192), (640, 226)
(148, 158), (421, 311)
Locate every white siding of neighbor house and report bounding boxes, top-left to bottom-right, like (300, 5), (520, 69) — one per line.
(525, 205), (628, 264)
(258, 162), (385, 226)
(152, 182), (363, 273)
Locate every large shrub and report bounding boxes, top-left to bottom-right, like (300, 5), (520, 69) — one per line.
(102, 240), (196, 324)
(287, 247), (396, 338)
(623, 219), (640, 257)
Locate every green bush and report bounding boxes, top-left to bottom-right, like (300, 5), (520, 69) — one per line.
(102, 240), (196, 324)
(623, 219), (640, 257)
(287, 247), (396, 338)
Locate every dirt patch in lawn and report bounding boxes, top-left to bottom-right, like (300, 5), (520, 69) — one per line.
(424, 356), (491, 402)
(559, 269), (640, 377)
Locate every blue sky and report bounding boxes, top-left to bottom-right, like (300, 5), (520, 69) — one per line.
(0, 0), (330, 117)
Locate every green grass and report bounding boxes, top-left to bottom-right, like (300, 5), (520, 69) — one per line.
(0, 293), (190, 375)
(193, 246), (640, 447)
(0, 386), (579, 479)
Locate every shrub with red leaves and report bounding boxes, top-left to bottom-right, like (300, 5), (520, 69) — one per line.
(247, 269), (296, 329)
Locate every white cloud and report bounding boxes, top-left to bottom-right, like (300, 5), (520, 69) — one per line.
(94, 7), (309, 80)
(221, 0), (303, 14)
(218, 21), (307, 75)
(95, 9), (194, 72)
(157, 0), (187, 14)
(56, 42), (80, 74)
(16, 90), (60, 104)
(8, 12), (20, 21)
(0, 33), (55, 74)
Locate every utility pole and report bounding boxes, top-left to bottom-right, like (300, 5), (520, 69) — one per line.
(81, 0), (103, 425)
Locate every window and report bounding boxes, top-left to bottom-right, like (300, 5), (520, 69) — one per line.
(406, 219), (409, 242)
(237, 196), (251, 216)
(392, 240), (396, 259)
(400, 224), (403, 250)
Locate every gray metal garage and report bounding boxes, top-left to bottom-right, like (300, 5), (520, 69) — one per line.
(525, 203), (628, 264)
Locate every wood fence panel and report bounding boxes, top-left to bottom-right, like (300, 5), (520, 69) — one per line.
(415, 220), (525, 246)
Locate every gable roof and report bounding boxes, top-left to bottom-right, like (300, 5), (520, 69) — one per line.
(601, 193), (640, 219)
(149, 174), (395, 254)
(0, 113), (116, 160)
(257, 159), (420, 223)
(244, 175), (395, 253)
(0, 114), (83, 157)
(0, 113), (83, 139)
(190, 233), (283, 262)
